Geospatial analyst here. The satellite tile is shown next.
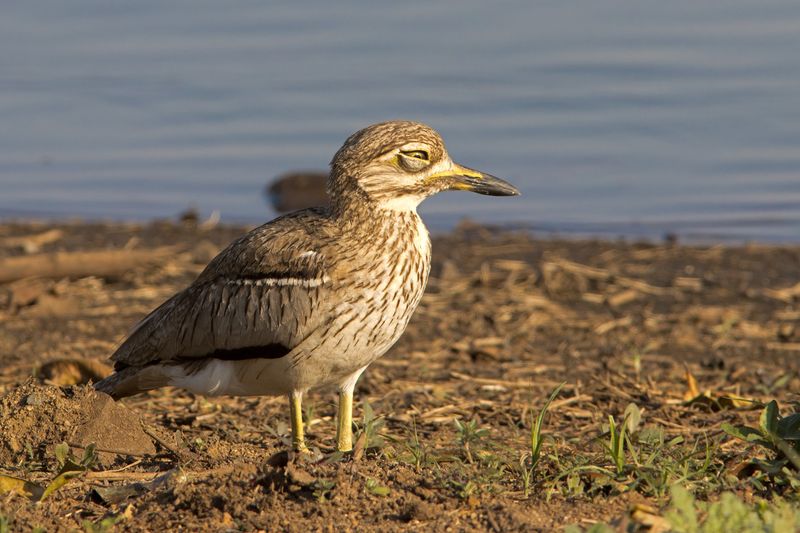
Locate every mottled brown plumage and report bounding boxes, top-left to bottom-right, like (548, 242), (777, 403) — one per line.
(96, 120), (519, 452)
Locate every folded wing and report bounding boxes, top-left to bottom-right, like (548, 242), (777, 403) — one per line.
(111, 210), (332, 369)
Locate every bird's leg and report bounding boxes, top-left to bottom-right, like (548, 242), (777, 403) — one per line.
(289, 390), (308, 453)
(336, 389), (354, 452)
(336, 366), (367, 452)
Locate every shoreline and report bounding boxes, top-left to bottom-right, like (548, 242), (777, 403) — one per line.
(3, 215), (800, 248)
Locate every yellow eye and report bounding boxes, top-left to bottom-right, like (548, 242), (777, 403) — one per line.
(401, 150), (429, 161)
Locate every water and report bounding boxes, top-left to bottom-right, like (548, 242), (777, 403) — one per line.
(2, 0), (800, 242)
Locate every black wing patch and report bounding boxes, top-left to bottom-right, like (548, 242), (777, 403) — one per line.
(199, 342), (291, 361)
(113, 342), (291, 372)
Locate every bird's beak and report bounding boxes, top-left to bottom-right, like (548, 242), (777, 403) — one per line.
(430, 162), (520, 196)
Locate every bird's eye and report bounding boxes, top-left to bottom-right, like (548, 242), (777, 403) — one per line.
(401, 150), (429, 161)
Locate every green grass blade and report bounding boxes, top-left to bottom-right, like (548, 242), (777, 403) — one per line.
(531, 382), (566, 464)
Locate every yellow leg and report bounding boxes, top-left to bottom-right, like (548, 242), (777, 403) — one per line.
(336, 366), (366, 453)
(289, 391), (308, 453)
(336, 390), (353, 452)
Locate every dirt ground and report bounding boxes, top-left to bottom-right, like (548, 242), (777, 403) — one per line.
(1, 219), (799, 532)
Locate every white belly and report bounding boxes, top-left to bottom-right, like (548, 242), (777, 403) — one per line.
(167, 357), (296, 397)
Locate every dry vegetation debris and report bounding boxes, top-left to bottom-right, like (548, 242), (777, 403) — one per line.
(0, 220), (799, 531)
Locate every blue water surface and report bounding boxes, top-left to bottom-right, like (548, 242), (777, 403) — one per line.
(1, 0), (799, 242)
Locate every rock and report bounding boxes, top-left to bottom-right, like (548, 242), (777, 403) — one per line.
(72, 392), (156, 460)
(0, 381), (155, 467)
(265, 171), (328, 213)
(285, 462), (316, 487)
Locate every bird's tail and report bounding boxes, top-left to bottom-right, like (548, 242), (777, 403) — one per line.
(95, 365), (170, 400)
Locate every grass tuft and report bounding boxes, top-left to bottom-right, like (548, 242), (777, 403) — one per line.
(519, 381), (564, 496)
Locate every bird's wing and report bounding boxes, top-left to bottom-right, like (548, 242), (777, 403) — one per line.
(110, 210), (333, 369)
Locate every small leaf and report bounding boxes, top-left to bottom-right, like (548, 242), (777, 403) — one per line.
(363, 399), (375, 424)
(760, 400), (779, 436)
(667, 436), (684, 447)
(40, 458), (87, 501)
(683, 368), (701, 401)
(624, 403), (642, 434)
(721, 422), (748, 440)
(40, 470), (84, 501)
(683, 387), (756, 412)
(367, 483), (390, 497)
(716, 395), (755, 409)
(638, 427), (664, 445)
(80, 443), (98, 468)
(54, 442), (69, 468)
(722, 423), (768, 446)
(0, 474), (43, 500)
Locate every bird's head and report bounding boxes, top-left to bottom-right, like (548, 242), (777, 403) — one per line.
(328, 121), (519, 212)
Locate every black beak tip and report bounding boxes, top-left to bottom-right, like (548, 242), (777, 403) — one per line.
(452, 169), (521, 197)
(483, 178), (521, 197)
(474, 186), (521, 197)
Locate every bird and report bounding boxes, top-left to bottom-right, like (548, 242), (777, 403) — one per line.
(95, 120), (519, 453)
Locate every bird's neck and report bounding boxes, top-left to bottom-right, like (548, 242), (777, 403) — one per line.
(327, 174), (430, 259)
(329, 192), (430, 259)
